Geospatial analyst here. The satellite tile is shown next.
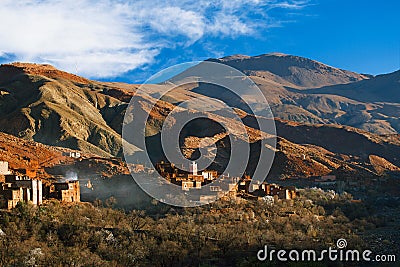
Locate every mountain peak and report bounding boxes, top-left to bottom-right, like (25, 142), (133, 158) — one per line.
(0, 62), (90, 84)
(213, 53), (370, 88)
(6, 62), (57, 69)
(217, 54), (251, 61)
(265, 52), (289, 57)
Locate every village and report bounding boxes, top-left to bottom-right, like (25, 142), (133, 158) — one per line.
(0, 155), (301, 210)
(0, 160), (80, 209)
(154, 161), (299, 202)
(1, 153), (395, 210)
(152, 160), (399, 203)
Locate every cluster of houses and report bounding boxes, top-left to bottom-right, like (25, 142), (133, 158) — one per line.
(239, 178), (298, 200)
(155, 161), (298, 200)
(156, 161), (218, 190)
(0, 161), (80, 209)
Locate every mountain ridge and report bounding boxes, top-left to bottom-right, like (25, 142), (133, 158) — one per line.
(209, 53), (371, 88)
(0, 55), (399, 179)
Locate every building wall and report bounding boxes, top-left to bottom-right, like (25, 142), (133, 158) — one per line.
(0, 176), (43, 209)
(59, 181), (80, 202)
(31, 180), (38, 205)
(194, 181), (201, 189)
(187, 174), (204, 182)
(182, 181), (193, 191)
(189, 162), (198, 175)
(37, 180), (43, 205)
(0, 161), (9, 175)
(0, 187), (23, 209)
(202, 170), (218, 180)
(8, 190), (22, 209)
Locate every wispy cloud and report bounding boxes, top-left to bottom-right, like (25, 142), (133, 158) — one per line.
(0, 0), (309, 78)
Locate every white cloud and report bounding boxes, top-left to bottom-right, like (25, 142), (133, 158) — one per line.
(0, 0), (309, 78)
(141, 7), (205, 43)
(207, 14), (254, 37)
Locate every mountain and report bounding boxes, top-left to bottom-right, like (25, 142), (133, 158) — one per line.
(303, 70), (400, 103)
(0, 63), (140, 157)
(138, 99), (400, 179)
(209, 53), (370, 88)
(0, 55), (399, 180)
(198, 54), (400, 134)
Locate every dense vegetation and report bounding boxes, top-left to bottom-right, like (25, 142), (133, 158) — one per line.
(0, 189), (394, 266)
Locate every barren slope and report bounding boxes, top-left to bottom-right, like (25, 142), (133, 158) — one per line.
(209, 53), (369, 88)
(0, 63), (140, 157)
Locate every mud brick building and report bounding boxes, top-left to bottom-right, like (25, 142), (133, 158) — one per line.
(50, 180), (80, 203)
(0, 174), (43, 209)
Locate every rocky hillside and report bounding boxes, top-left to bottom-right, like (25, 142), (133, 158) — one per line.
(0, 132), (70, 170)
(304, 70), (400, 103)
(210, 53), (370, 88)
(144, 101), (400, 178)
(0, 63), (140, 157)
(0, 56), (399, 180)
(192, 54), (400, 134)
(115, 80), (400, 179)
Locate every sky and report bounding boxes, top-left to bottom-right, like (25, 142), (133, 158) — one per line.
(0, 0), (399, 83)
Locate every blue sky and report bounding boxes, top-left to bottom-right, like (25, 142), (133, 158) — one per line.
(0, 0), (399, 83)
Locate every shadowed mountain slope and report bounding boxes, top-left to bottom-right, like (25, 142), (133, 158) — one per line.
(0, 63), (139, 157)
(0, 58), (399, 179)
